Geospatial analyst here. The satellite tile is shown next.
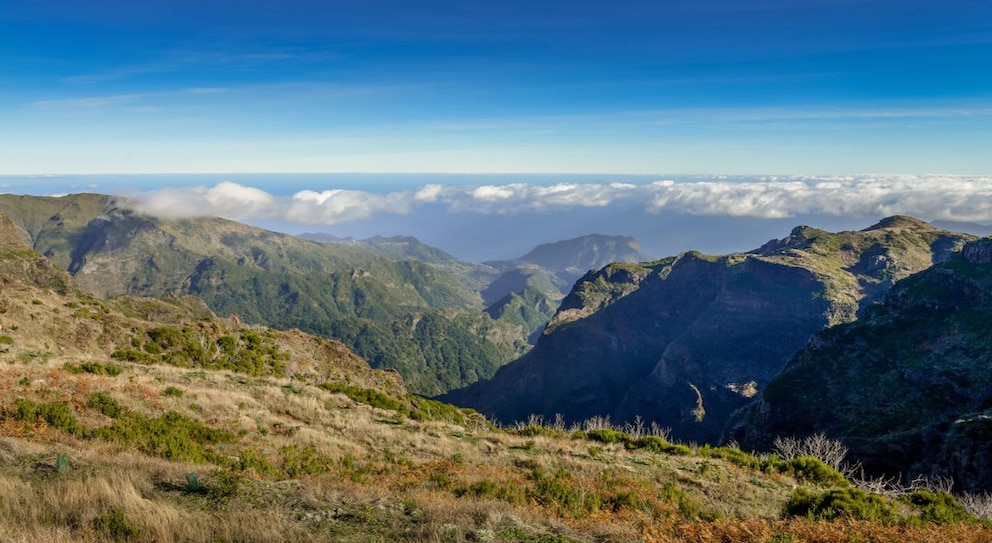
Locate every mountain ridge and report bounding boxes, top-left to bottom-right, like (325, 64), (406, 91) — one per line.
(444, 217), (977, 443)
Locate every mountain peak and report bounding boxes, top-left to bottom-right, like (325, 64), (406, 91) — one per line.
(0, 212), (30, 249)
(862, 215), (933, 232)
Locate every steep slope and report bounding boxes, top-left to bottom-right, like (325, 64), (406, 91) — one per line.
(483, 234), (650, 301)
(445, 217), (975, 443)
(732, 238), (992, 491)
(478, 234), (652, 343)
(301, 233), (497, 290)
(0, 195), (520, 395)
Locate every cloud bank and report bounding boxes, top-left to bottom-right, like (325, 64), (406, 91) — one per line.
(128, 175), (992, 225)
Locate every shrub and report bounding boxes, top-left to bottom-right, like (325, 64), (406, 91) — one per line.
(237, 448), (279, 478)
(785, 487), (894, 522)
(110, 349), (151, 363)
(773, 433), (848, 471)
(904, 490), (976, 524)
(13, 398), (84, 435)
(86, 391), (123, 418)
(586, 428), (631, 444)
(662, 482), (705, 519)
(162, 386), (184, 398)
(93, 509), (140, 541)
(280, 444), (334, 477)
(321, 383), (408, 413)
(631, 436), (692, 456)
(697, 444), (762, 470)
(774, 456), (849, 486)
(65, 361), (124, 376)
(93, 411), (233, 463)
(0, 335), (13, 345)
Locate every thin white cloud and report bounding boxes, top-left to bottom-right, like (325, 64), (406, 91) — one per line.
(287, 189), (414, 223)
(125, 175), (992, 226)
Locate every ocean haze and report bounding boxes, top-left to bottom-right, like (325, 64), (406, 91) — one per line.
(2, 173), (990, 262)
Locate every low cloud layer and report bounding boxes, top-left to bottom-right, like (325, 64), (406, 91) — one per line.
(128, 175), (992, 225)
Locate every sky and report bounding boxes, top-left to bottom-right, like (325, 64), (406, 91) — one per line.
(1, 0), (990, 175)
(1, 2), (991, 260)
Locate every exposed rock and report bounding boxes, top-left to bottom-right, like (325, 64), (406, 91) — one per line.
(445, 217), (976, 444)
(732, 238), (992, 490)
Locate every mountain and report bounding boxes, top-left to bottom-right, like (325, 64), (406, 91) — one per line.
(483, 234), (651, 298)
(0, 194), (522, 395)
(491, 233), (651, 273)
(300, 233), (496, 289)
(931, 220), (992, 237)
(444, 217), (976, 443)
(731, 237), (992, 492)
(477, 234), (652, 342)
(1, 213), (989, 542)
(309, 232), (652, 350)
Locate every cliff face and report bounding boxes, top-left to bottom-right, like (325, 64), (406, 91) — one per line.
(446, 217), (976, 443)
(732, 238), (992, 491)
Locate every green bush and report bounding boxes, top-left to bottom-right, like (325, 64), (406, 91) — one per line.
(631, 436), (693, 456)
(773, 456), (849, 486)
(146, 327), (187, 350)
(93, 411), (233, 463)
(93, 509), (140, 542)
(13, 398), (84, 435)
(321, 383), (408, 413)
(903, 490), (976, 524)
(280, 444), (334, 477)
(586, 428), (631, 444)
(162, 386), (184, 398)
(64, 361), (124, 376)
(86, 391), (123, 418)
(110, 349), (152, 363)
(237, 448), (279, 478)
(0, 335), (13, 345)
(661, 482), (706, 519)
(785, 487), (894, 522)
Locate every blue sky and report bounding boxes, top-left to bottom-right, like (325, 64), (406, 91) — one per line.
(1, 0), (990, 175)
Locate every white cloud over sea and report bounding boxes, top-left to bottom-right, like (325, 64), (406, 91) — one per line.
(128, 175), (992, 225)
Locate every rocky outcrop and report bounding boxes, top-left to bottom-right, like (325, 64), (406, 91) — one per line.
(732, 238), (992, 491)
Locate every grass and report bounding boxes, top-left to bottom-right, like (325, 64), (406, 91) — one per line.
(0, 354), (990, 542)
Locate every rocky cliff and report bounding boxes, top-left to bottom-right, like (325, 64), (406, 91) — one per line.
(445, 217), (976, 443)
(732, 237), (992, 491)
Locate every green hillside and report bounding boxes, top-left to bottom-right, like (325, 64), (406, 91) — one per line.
(0, 194), (519, 394)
